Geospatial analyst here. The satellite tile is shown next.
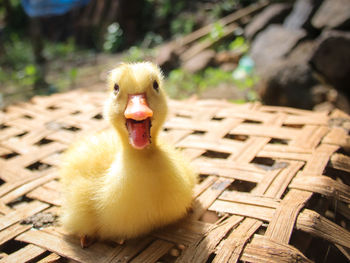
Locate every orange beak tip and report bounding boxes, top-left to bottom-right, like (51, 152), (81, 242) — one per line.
(124, 93), (153, 121)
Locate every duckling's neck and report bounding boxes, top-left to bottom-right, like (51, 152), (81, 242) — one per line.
(120, 136), (160, 157)
(110, 137), (162, 179)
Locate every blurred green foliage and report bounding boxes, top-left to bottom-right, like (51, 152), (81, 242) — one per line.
(229, 36), (249, 53)
(141, 32), (164, 48)
(211, 0), (240, 18)
(165, 65), (258, 101)
(0, 0), (260, 105)
(0, 34), (37, 89)
(170, 14), (195, 38)
(0, 35), (85, 94)
(123, 46), (156, 62)
(103, 23), (124, 53)
(165, 36), (258, 101)
(44, 38), (76, 60)
(209, 22), (226, 41)
(151, 0), (185, 20)
(0, 34), (34, 69)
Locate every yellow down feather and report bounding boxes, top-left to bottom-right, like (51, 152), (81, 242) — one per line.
(60, 62), (196, 240)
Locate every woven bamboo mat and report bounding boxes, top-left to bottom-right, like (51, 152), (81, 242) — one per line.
(0, 89), (349, 263)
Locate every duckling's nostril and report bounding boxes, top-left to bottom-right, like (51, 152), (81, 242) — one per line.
(124, 93), (153, 121)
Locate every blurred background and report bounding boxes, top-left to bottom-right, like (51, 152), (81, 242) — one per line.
(0, 0), (349, 113)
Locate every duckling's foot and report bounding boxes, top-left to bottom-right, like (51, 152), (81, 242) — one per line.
(116, 238), (125, 245)
(80, 235), (96, 248)
(187, 206), (194, 213)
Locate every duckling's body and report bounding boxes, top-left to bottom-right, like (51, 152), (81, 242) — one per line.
(60, 62), (196, 243)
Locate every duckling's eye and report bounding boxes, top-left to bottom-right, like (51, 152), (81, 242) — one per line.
(153, 80), (159, 93)
(113, 83), (119, 95)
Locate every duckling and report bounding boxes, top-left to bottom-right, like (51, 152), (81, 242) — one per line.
(60, 62), (196, 248)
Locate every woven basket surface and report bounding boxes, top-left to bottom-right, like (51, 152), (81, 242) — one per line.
(0, 89), (349, 263)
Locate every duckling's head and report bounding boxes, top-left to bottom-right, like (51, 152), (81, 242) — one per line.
(104, 62), (168, 150)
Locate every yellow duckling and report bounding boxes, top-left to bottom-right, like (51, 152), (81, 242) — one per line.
(60, 62), (196, 247)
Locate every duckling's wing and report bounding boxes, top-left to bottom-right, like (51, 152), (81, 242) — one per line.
(60, 129), (119, 182)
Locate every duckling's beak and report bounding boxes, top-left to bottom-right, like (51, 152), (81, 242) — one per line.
(124, 93), (153, 149)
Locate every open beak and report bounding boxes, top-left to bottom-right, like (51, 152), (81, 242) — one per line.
(124, 93), (153, 149)
(124, 93), (153, 120)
